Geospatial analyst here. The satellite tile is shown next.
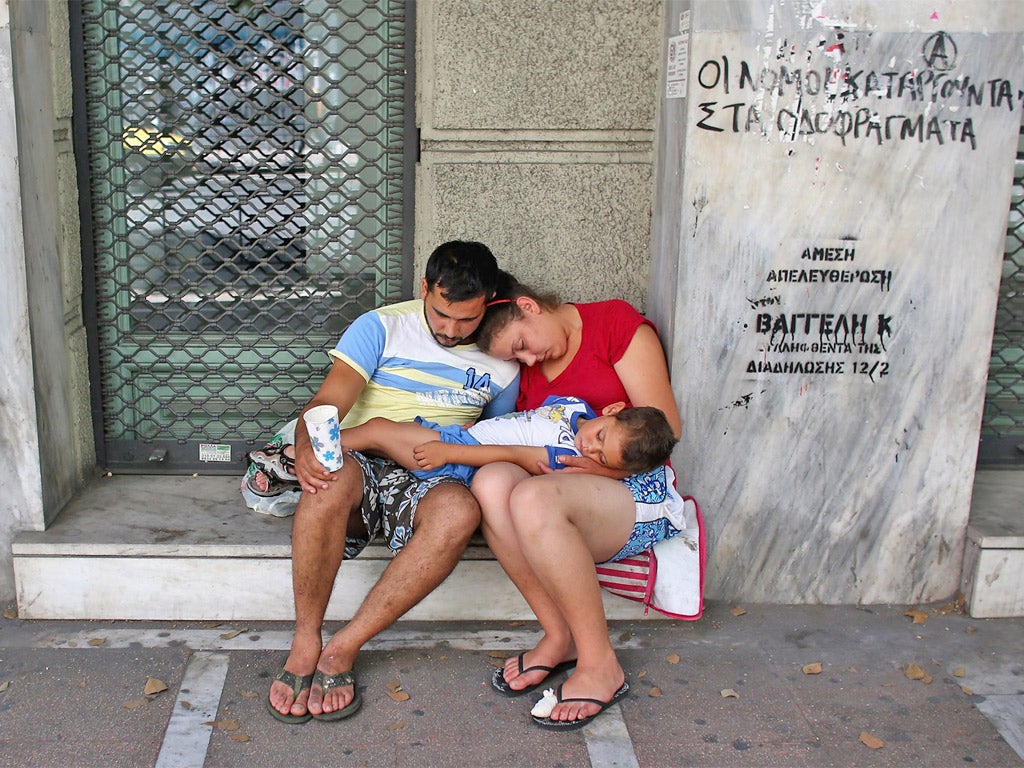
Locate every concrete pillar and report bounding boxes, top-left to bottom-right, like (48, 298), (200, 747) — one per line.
(652, 0), (1024, 603)
(0, 0), (44, 600)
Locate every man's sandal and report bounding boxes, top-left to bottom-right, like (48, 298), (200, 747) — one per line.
(311, 669), (362, 722)
(266, 668), (314, 724)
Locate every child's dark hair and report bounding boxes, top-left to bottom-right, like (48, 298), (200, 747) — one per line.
(614, 407), (678, 473)
(424, 241), (499, 303)
(476, 270), (560, 352)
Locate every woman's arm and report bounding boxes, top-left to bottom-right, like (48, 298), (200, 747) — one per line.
(554, 322), (680, 477)
(414, 441), (550, 475)
(613, 323), (682, 438)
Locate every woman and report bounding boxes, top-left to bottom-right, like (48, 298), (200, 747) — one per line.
(472, 277), (683, 730)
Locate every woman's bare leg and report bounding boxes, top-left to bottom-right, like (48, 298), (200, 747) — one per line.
(507, 473), (635, 722)
(473, 463), (577, 692)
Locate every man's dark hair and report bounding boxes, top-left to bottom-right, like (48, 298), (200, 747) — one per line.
(615, 407), (678, 473)
(424, 241), (500, 303)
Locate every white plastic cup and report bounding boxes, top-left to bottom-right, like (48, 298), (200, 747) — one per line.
(303, 404), (344, 471)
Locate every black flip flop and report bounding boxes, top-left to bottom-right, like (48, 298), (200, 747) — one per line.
(266, 668), (314, 724)
(490, 652), (578, 697)
(310, 669), (362, 721)
(531, 681), (630, 730)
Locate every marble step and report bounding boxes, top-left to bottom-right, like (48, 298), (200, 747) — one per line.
(12, 474), (649, 621)
(961, 470), (1024, 618)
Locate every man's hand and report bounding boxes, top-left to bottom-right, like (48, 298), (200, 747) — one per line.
(293, 439), (337, 494)
(538, 454), (631, 480)
(292, 359), (367, 493)
(413, 440), (450, 470)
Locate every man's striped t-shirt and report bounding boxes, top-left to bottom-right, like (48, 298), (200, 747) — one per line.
(329, 299), (520, 429)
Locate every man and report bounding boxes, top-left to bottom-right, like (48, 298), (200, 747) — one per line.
(267, 241), (519, 723)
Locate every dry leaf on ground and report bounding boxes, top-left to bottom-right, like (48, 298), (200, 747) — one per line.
(0, 681), (10, 693)
(802, 662), (823, 675)
(721, 688), (739, 698)
(2, 608), (18, 620)
(904, 609), (928, 625)
(87, 637), (106, 646)
(860, 731), (885, 749)
(387, 720), (404, 731)
(181, 701), (194, 711)
(952, 668), (965, 678)
(386, 680), (410, 702)
(648, 687), (662, 697)
(936, 595), (965, 614)
(730, 607), (747, 617)
(230, 733), (250, 743)
(144, 677), (168, 695)
(487, 651), (505, 659)
(219, 628), (248, 640)
(904, 663), (933, 684)
(619, 630), (633, 642)
(240, 690), (259, 698)
(123, 699), (148, 710)
(666, 653), (681, 664)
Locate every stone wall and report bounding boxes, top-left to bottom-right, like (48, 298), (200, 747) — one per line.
(415, 0), (662, 310)
(652, 0), (1024, 603)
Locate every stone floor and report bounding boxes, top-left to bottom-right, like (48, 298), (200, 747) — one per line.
(0, 603), (1020, 767)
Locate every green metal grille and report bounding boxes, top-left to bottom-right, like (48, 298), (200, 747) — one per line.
(979, 117), (1024, 465)
(74, 0), (412, 471)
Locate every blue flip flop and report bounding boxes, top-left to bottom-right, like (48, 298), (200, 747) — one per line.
(531, 681), (630, 730)
(491, 652), (577, 697)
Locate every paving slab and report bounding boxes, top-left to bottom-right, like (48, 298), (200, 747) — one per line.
(0, 603), (1020, 768)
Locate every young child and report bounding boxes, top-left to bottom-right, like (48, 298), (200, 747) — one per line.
(340, 396), (677, 485)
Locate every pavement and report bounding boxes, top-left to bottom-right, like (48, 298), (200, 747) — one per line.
(0, 601), (1021, 768)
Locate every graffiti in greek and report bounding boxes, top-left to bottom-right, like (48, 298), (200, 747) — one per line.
(754, 312), (894, 351)
(693, 34), (1022, 150)
(766, 268), (892, 292)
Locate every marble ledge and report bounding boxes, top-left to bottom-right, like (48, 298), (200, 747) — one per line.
(968, 470), (1024, 549)
(11, 474), (497, 560)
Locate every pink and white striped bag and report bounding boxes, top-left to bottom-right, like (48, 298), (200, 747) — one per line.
(596, 495), (705, 620)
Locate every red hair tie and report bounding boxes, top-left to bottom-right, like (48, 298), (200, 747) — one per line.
(486, 298), (514, 307)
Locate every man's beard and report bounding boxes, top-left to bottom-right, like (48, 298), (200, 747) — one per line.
(433, 332), (467, 347)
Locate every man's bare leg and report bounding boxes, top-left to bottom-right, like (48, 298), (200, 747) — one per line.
(267, 459), (364, 719)
(307, 481), (480, 716)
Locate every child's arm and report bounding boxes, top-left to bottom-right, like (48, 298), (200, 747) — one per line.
(413, 441), (551, 475)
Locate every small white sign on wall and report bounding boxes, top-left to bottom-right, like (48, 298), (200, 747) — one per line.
(199, 443), (232, 462)
(666, 33), (689, 99)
